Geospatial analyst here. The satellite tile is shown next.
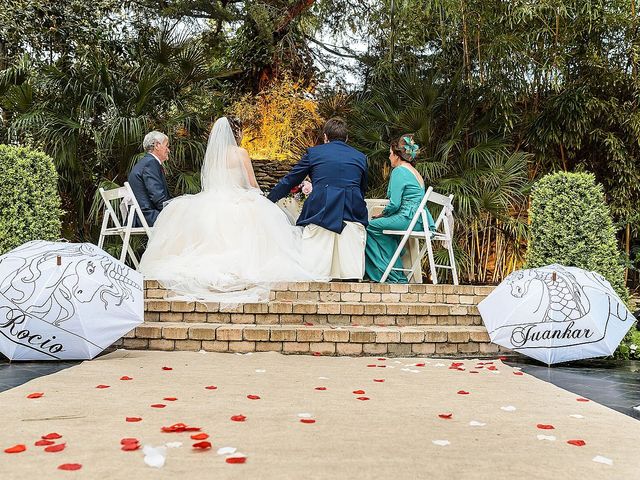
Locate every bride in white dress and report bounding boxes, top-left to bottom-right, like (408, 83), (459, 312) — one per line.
(138, 117), (323, 302)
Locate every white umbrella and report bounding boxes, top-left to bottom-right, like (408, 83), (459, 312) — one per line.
(478, 264), (636, 364)
(0, 240), (143, 361)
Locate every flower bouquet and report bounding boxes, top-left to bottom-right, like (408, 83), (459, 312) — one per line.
(277, 180), (312, 223)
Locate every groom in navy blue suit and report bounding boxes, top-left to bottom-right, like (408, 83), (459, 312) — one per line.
(267, 118), (368, 232)
(268, 118), (369, 279)
(128, 131), (172, 227)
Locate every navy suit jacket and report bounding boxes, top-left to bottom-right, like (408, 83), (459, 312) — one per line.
(127, 153), (171, 227)
(267, 141), (368, 233)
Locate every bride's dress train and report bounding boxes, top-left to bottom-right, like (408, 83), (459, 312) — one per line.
(138, 118), (322, 302)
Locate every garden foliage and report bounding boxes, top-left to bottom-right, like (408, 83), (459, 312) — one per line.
(525, 172), (627, 300)
(0, 145), (62, 254)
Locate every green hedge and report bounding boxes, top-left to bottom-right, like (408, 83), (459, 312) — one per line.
(0, 145), (63, 254)
(525, 171), (628, 301)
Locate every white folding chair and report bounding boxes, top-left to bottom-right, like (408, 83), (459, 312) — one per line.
(380, 187), (459, 285)
(98, 182), (153, 268)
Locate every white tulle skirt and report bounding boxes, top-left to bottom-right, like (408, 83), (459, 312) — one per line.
(138, 189), (323, 303)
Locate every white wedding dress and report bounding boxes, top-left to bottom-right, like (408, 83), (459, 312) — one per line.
(138, 117), (323, 302)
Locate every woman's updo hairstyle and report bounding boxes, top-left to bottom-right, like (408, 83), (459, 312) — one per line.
(390, 134), (420, 164)
(227, 116), (243, 144)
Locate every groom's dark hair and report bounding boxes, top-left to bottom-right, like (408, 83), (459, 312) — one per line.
(323, 117), (348, 142)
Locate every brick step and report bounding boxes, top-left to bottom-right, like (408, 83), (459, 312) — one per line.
(144, 280), (494, 303)
(122, 322), (498, 357)
(144, 301), (482, 327)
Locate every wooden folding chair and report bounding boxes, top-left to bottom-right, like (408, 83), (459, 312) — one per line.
(380, 187), (459, 285)
(98, 182), (153, 268)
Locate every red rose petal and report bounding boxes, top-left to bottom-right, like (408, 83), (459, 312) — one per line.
(4, 444), (26, 454)
(377, 365), (386, 368)
(300, 419), (316, 424)
(377, 358), (386, 361)
(315, 387), (327, 391)
(121, 442), (140, 451)
(373, 379), (385, 383)
(150, 404), (166, 408)
(42, 433), (62, 440)
(162, 367), (173, 371)
(120, 376), (133, 381)
(470, 371), (480, 374)
(230, 415), (246, 422)
(576, 398), (590, 402)
(205, 385), (217, 390)
(120, 438), (139, 445)
(356, 396), (369, 401)
(366, 364), (376, 367)
(35, 440), (55, 446)
(567, 440), (586, 447)
(457, 390), (470, 395)
(352, 390), (366, 395)
(58, 463), (82, 471)
(226, 456), (247, 464)
(415, 363), (425, 367)
(312, 352), (321, 356)
(438, 414), (453, 419)
(537, 424), (555, 430)
(163, 397), (177, 401)
(44, 443), (66, 453)
(161, 422), (201, 433)
(304, 322), (314, 326)
(499, 356), (507, 361)
(513, 372), (524, 376)
(126, 417), (142, 422)
(96, 384), (110, 389)
(27, 392), (44, 399)
(487, 366), (498, 371)
(246, 395), (260, 400)
(191, 433), (209, 440)
(192, 441), (212, 450)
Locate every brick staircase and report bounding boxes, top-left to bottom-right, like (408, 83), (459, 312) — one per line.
(119, 281), (505, 357)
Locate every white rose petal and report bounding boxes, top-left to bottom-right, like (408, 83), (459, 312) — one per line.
(217, 447), (237, 455)
(432, 440), (450, 446)
(501, 406), (517, 412)
(537, 435), (556, 441)
(592, 456), (613, 466)
(469, 421), (486, 427)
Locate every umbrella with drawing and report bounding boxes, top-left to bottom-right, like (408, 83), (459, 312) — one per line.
(478, 264), (636, 364)
(0, 240), (143, 361)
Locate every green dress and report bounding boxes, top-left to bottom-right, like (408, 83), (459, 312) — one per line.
(365, 165), (435, 283)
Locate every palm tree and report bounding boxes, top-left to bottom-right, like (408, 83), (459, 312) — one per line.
(1, 26), (229, 241)
(348, 69), (531, 283)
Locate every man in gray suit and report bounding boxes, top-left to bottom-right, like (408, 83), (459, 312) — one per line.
(127, 131), (172, 226)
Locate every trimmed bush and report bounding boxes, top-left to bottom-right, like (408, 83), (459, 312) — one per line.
(0, 145), (63, 254)
(525, 171), (628, 301)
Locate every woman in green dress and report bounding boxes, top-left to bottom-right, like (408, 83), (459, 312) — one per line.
(365, 134), (435, 283)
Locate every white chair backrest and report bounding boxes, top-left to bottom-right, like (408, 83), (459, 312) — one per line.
(425, 191), (454, 231)
(124, 182), (152, 232)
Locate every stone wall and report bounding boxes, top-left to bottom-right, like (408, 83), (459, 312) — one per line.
(253, 159), (295, 191)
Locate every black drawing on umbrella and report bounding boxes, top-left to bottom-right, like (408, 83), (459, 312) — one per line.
(507, 268), (588, 323)
(506, 266), (630, 324)
(0, 241), (141, 326)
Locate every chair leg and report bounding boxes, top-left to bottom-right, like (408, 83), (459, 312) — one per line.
(98, 210), (109, 249)
(425, 234), (438, 285)
(380, 234), (411, 283)
(448, 242), (459, 285)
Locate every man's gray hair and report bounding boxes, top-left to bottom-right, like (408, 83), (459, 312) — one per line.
(143, 131), (168, 152)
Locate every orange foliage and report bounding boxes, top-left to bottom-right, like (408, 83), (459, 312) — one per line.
(230, 76), (323, 160)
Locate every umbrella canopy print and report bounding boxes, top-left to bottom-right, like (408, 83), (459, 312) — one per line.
(0, 241), (143, 361)
(478, 264), (635, 364)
